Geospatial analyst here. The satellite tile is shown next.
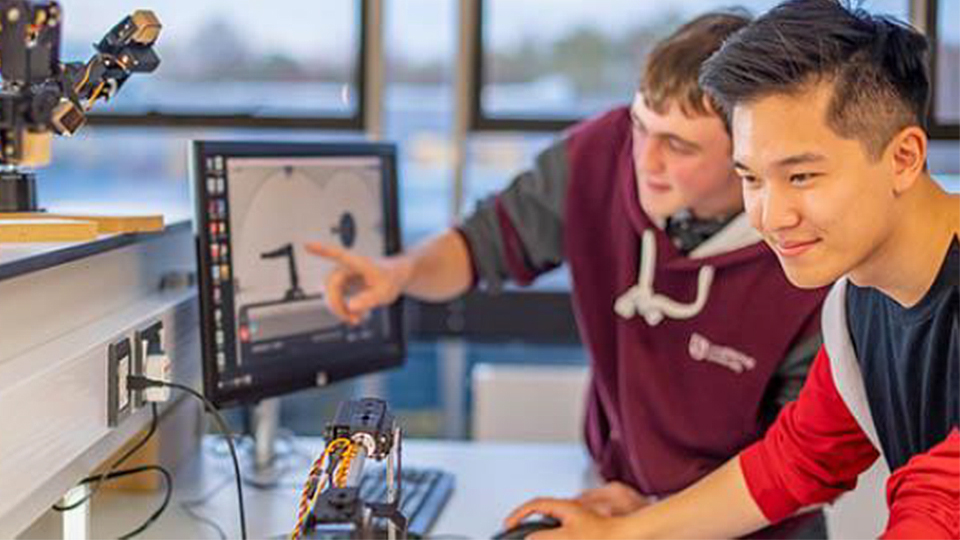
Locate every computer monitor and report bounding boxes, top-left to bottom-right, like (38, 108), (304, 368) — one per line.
(192, 141), (405, 408)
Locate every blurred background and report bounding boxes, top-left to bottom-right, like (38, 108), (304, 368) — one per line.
(47, 0), (959, 439)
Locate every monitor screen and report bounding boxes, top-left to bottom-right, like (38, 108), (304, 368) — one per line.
(192, 141), (405, 407)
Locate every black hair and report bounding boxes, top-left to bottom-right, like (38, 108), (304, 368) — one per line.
(699, 0), (930, 158)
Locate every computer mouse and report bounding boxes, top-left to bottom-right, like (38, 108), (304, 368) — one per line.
(491, 515), (562, 540)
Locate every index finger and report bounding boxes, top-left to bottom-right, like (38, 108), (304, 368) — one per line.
(305, 242), (374, 273)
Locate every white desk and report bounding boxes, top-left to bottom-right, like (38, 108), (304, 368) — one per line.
(17, 434), (889, 540)
(81, 437), (595, 540)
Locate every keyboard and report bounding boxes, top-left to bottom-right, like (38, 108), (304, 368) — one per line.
(357, 466), (455, 539)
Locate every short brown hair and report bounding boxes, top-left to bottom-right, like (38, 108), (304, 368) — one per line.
(641, 10), (752, 119)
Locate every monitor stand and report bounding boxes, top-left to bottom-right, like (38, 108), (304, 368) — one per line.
(247, 397), (283, 487)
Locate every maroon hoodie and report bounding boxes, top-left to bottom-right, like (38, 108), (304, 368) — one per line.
(566, 108), (827, 495)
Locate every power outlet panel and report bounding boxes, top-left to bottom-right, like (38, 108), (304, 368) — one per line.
(107, 337), (133, 427)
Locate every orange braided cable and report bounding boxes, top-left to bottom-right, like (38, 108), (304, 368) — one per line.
(334, 442), (360, 488)
(294, 440), (350, 532)
(291, 438), (350, 540)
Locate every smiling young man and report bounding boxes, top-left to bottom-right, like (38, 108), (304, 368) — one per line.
(505, 1), (959, 538)
(308, 12), (828, 535)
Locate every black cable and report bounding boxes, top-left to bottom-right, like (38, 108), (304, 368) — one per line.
(118, 467), (169, 540)
(129, 377), (247, 540)
(53, 403), (160, 512)
(71, 464), (173, 540)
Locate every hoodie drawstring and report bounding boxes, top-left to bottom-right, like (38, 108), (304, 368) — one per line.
(614, 229), (714, 326)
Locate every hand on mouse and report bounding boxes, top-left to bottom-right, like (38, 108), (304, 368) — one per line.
(574, 481), (650, 517)
(503, 497), (621, 539)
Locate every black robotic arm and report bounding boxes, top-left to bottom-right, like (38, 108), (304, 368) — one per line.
(0, 1), (161, 211)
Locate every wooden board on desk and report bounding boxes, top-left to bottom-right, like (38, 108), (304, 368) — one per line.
(0, 213), (164, 242)
(0, 219), (98, 242)
(2, 213), (165, 233)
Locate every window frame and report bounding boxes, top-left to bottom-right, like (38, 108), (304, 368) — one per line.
(469, 0), (958, 140)
(86, 1), (369, 131)
(926, 0), (960, 139)
(468, 0), (578, 132)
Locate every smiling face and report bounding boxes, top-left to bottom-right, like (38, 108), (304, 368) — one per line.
(733, 82), (902, 289)
(630, 93), (742, 221)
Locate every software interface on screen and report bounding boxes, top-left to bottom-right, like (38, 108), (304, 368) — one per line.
(195, 143), (403, 406)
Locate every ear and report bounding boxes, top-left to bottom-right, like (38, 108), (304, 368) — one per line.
(887, 126), (927, 195)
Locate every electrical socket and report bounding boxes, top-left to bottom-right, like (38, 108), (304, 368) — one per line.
(134, 320), (169, 404)
(107, 336), (133, 427)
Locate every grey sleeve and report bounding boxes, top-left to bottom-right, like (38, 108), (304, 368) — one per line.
(457, 139), (569, 292)
(770, 333), (823, 408)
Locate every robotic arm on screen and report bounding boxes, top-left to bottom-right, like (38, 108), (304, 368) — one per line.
(262, 243), (308, 301)
(0, 1), (161, 211)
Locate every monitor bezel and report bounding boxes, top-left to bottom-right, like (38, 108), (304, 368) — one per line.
(192, 140), (405, 408)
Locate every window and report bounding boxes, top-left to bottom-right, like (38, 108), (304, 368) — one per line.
(472, 0), (910, 130)
(42, 127), (359, 219)
(384, 0), (457, 244)
(931, 0), (960, 137)
(62, 0), (364, 128)
(42, 1), (365, 220)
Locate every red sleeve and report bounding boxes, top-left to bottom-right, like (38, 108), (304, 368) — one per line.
(881, 428), (960, 539)
(739, 346), (880, 522)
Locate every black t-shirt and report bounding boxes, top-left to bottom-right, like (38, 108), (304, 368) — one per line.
(847, 237), (959, 470)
